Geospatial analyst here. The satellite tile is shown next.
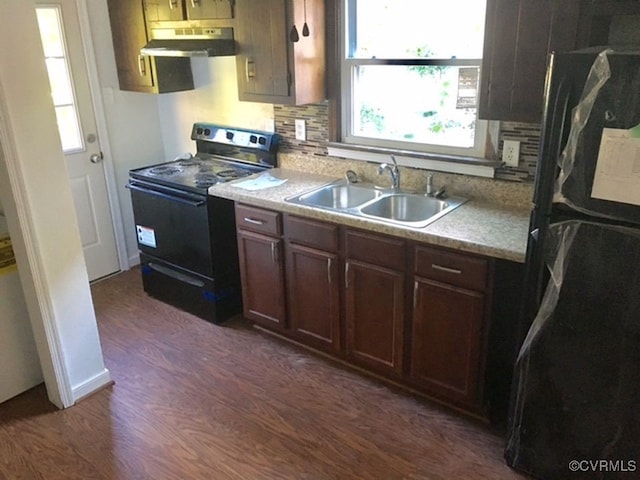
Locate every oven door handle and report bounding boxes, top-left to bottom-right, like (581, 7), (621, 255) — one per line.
(127, 183), (206, 207)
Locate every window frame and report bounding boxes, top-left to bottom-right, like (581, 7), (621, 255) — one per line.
(336, 0), (495, 164)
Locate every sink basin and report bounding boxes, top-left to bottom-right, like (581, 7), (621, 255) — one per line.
(291, 183), (383, 209)
(361, 194), (449, 222)
(285, 179), (467, 228)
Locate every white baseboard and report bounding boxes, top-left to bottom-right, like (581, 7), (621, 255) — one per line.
(128, 254), (140, 268)
(71, 368), (113, 404)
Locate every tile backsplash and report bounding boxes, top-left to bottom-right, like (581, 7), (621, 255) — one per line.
(274, 103), (542, 184)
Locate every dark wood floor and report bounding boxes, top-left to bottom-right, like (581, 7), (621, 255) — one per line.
(0, 268), (530, 479)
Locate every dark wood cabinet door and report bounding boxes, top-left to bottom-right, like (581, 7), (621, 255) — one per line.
(237, 230), (286, 330)
(286, 244), (340, 352)
(107, 0), (154, 90)
(479, 0), (582, 122)
(235, 0), (289, 100)
(186, 0), (233, 19)
(144, 0), (185, 22)
(345, 260), (405, 376)
(235, 0), (325, 104)
(410, 278), (485, 406)
(108, 0), (194, 93)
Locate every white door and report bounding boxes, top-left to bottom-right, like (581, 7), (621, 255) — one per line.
(35, 0), (119, 281)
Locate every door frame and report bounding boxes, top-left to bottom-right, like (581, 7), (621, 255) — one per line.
(0, 0), (115, 409)
(74, 0), (128, 274)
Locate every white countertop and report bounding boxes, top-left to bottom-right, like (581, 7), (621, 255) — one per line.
(209, 169), (531, 263)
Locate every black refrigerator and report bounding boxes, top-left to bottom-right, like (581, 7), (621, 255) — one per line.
(505, 48), (640, 479)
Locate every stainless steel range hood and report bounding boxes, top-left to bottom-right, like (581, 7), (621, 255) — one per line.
(141, 25), (235, 58)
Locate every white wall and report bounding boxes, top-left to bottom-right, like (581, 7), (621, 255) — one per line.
(158, 57), (274, 158)
(0, 0), (110, 407)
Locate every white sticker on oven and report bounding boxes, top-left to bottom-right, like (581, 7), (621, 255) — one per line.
(136, 225), (157, 248)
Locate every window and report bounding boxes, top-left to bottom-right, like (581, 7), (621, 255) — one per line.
(36, 5), (83, 153)
(341, 0), (488, 159)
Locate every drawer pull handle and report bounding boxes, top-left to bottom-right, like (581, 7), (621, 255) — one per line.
(327, 258), (332, 285)
(431, 264), (462, 275)
(345, 262), (350, 289)
(413, 281), (418, 309)
(243, 217), (265, 225)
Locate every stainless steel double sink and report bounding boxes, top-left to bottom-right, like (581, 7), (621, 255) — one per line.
(285, 179), (467, 228)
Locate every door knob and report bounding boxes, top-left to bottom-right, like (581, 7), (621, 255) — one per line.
(89, 153), (103, 164)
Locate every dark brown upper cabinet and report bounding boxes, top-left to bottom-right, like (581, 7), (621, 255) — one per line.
(143, 0), (234, 22)
(577, 0), (640, 47)
(235, 0), (326, 105)
(480, 0), (640, 123)
(107, 0), (194, 94)
(479, 0), (583, 123)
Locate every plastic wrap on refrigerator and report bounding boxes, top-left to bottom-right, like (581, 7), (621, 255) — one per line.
(553, 49), (640, 224)
(506, 220), (640, 479)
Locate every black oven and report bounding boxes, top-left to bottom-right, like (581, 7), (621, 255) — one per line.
(128, 123), (279, 323)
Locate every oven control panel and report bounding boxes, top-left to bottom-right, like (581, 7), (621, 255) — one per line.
(191, 123), (279, 153)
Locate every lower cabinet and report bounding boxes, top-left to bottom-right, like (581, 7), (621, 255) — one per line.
(409, 246), (491, 412)
(285, 215), (340, 352)
(236, 205), (286, 330)
(234, 203), (498, 417)
(411, 280), (485, 405)
(344, 229), (406, 377)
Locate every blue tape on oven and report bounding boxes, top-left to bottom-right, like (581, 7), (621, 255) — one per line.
(203, 287), (235, 303)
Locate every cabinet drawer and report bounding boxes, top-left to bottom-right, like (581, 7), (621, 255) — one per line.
(415, 246), (488, 292)
(285, 215), (339, 253)
(346, 229), (405, 270)
(235, 204), (282, 236)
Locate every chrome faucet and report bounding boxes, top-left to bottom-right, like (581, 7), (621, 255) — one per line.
(378, 155), (400, 189)
(345, 170), (359, 184)
(426, 172), (447, 199)
(426, 172), (434, 197)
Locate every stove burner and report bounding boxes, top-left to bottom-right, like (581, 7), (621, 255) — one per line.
(178, 159), (201, 167)
(217, 169), (250, 179)
(149, 165), (182, 175)
(194, 173), (218, 188)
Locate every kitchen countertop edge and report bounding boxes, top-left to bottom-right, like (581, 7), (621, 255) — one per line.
(209, 169), (530, 263)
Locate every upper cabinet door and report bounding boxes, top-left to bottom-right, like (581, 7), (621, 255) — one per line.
(144, 0), (185, 22)
(235, 0), (326, 105)
(479, 0), (582, 123)
(236, 0), (290, 100)
(108, 0), (155, 90)
(186, 0), (234, 19)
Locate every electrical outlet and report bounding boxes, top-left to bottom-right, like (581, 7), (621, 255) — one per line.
(295, 119), (306, 141)
(503, 140), (520, 167)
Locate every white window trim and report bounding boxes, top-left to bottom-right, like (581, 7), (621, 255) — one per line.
(327, 139), (499, 178)
(335, 0), (498, 177)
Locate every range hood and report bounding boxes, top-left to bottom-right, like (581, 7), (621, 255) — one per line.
(141, 25), (235, 58)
